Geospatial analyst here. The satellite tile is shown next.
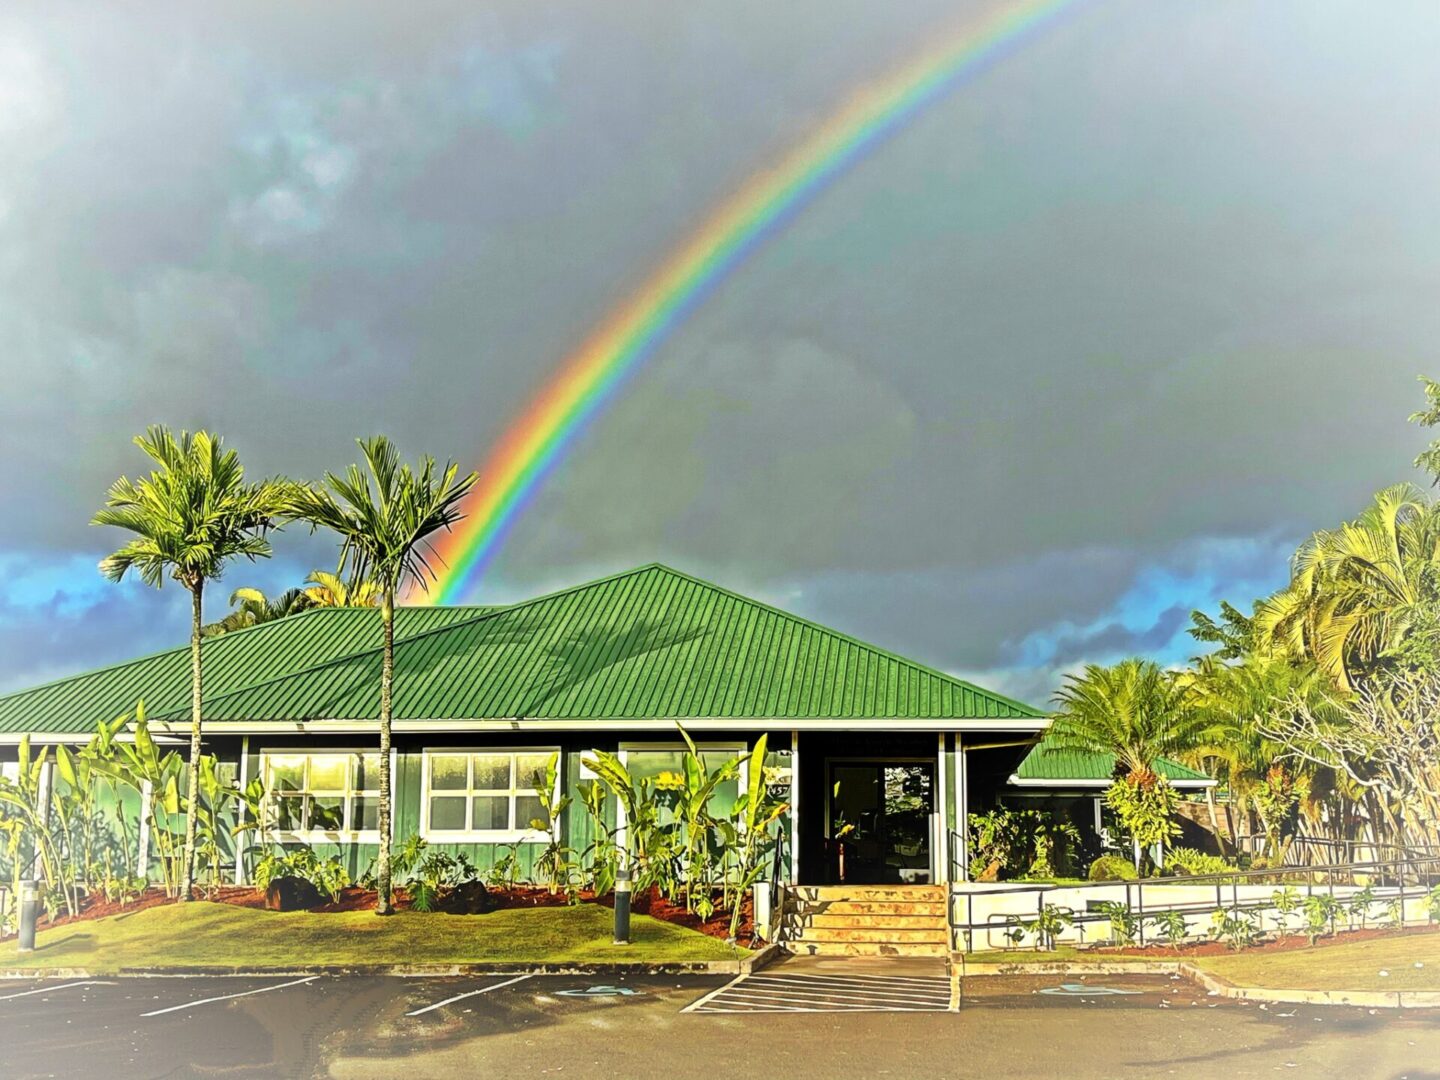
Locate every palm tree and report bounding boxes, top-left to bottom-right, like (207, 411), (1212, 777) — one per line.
(202, 586), (311, 637)
(303, 569), (380, 608)
(1256, 484), (1440, 690)
(92, 426), (285, 899)
(286, 436), (475, 914)
(1181, 653), (1334, 858)
(1048, 658), (1207, 782)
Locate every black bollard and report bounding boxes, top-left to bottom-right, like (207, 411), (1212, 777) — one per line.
(17, 879), (38, 953)
(613, 867), (631, 945)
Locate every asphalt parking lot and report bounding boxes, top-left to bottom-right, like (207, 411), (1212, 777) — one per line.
(1, 965), (1437, 1079)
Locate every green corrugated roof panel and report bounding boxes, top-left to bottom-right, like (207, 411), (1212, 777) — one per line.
(179, 565), (1043, 722)
(0, 564), (1043, 732)
(1013, 732), (1210, 784)
(0, 606), (496, 735)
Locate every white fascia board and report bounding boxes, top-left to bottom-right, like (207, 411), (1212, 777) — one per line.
(163, 716), (1052, 736)
(0, 733), (186, 746)
(1006, 773), (1218, 790)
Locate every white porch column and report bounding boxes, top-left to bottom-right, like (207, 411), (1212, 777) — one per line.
(789, 730), (800, 885)
(136, 779), (153, 880)
(935, 733), (949, 885)
(234, 737), (250, 885)
(955, 734), (970, 882)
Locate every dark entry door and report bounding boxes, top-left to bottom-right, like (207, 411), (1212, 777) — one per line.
(826, 761), (934, 884)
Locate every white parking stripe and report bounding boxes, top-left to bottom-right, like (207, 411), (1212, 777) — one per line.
(0, 980), (99, 1001)
(760, 979), (950, 996)
(140, 976), (319, 1017)
(405, 974), (534, 1017)
(680, 973), (748, 1014)
(723, 985), (949, 1008)
(725, 990), (950, 1013)
(687, 970), (956, 1014)
(745, 975), (951, 1000)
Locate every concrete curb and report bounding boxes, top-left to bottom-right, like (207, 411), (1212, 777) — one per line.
(952, 957), (1179, 977)
(947, 953), (1440, 1009)
(0, 945), (781, 981)
(1179, 962), (1440, 1010)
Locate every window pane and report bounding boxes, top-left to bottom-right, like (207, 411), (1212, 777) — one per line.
(429, 796), (467, 832)
(515, 795), (546, 832)
(430, 755), (468, 791)
(267, 756), (306, 793)
(357, 754), (382, 791)
(308, 755), (349, 793)
(626, 751), (685, 783)
(472, 795), (510, 831)
(472, 754), (512, 790)
(354, 796), (379, 831)
(515, 753), (551, 792)
(274, 795), (306, 831)
(310, 797), (344, 831)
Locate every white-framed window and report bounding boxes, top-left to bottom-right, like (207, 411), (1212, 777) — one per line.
(261, 750), (381, 842)
(619, 742), (748, 820)
(421, 748), (559, 843)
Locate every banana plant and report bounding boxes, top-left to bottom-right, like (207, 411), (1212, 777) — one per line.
(88, 703), (187, 897)
(528, 752), (575, 895)
(670, 726), (740, 913)
(0, 736), (74, 916)
(52, 743), (104, 900)
(726, 735), (789, 940)
(576, 780), (618, 897)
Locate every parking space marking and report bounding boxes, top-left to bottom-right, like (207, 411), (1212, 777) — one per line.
(405, 974), (534, 1017)
(686, 970), (955, 1014)
(0, 980), (101, 1001)
(140, 976), (319, 1017)
(681, 974), (748, 1014)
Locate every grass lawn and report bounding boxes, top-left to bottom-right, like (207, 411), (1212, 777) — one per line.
(0, 902), (742, 974)
(1198, 931), (1440, 992)
(962, 946), (1090, 965)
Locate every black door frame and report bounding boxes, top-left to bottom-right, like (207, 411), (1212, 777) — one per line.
(823, 756), (937, 884)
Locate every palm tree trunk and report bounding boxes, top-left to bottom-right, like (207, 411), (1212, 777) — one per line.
(180, 581), (203, 901)
(375, 583), (395, 915)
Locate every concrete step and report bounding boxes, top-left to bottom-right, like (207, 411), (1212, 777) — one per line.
(785, 940), (951, 958)
(788, 900), (948, 917)
(790, 926), (950, 945)
(790, 885), (945, 902)
(795, 913), (947, 930)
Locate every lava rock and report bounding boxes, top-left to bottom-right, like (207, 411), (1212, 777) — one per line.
(264, 876), (323, 911)
(438, 880), (497, 915)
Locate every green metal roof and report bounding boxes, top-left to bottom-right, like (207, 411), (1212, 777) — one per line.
(1012, 732), (1212, 786)
(0, 607), (494, 736)
(0, 564), (1042, 733)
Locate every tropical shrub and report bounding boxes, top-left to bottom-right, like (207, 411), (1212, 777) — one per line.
(1088, 854), (1139, 882)
(1022, 903), (1074, 950)
(1164, 847), (1234, 877)
(1346, 885), (1377, 929)
(967, 808), (1082, 881)
(1103, 771), (1181, 868)
(1428, 884), (1440, 923)
(1097, 900), (1139, 945)
(1210, 908), (1260, 950)
(254, 849), (351, 902)
(1270, 886), (1301, 932)
(1301, 894), (1341, 944)
(1150, 909), (1190, 949)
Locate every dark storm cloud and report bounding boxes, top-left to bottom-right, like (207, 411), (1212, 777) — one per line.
(0, 0), (1437, 696)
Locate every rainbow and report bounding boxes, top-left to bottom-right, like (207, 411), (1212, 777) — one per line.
(428, 0), (1083, 603)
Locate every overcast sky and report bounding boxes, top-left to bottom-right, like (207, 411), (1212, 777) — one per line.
(1, 0), (1438, 703)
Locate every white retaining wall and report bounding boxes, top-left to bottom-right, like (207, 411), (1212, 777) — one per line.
(951, 880), (1429, 951)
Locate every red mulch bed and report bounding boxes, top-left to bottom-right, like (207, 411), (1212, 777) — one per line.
(1090, 922), (1440, 959)
(7, 883), (758, 946)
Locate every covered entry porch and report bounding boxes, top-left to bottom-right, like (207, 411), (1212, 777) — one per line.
(786, 729), (1037, 886)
